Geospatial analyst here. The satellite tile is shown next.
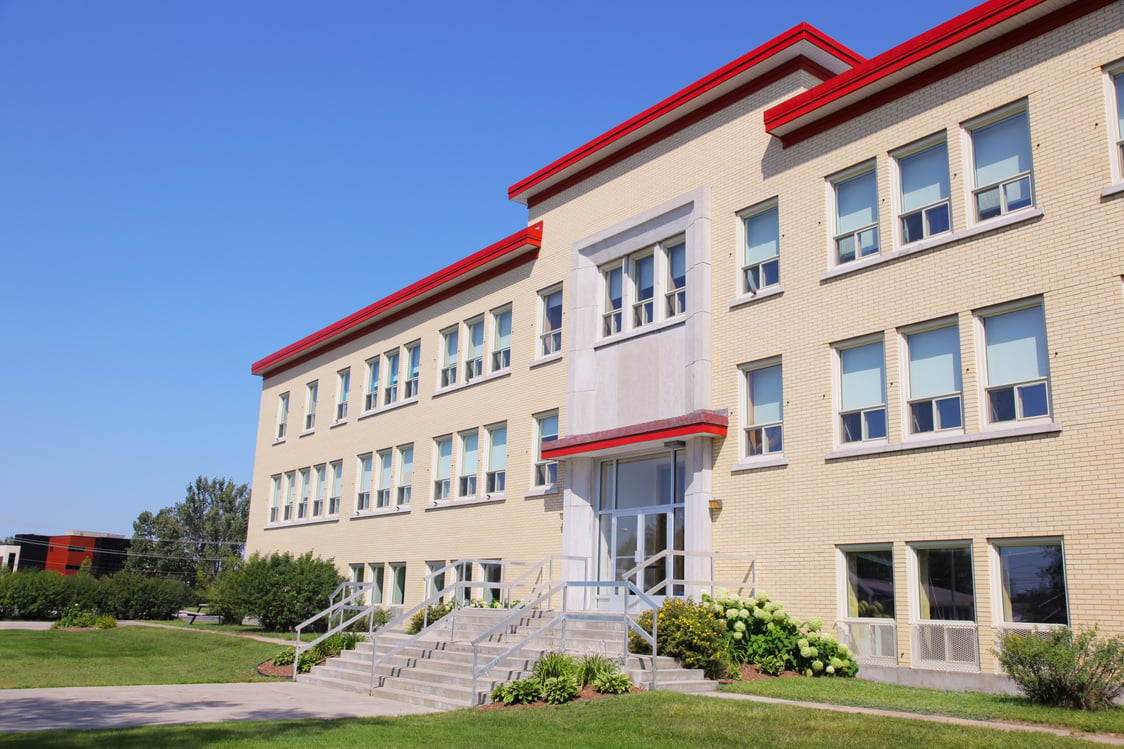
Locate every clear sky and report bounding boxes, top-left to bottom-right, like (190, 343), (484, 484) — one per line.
(0, 0), (980, 540)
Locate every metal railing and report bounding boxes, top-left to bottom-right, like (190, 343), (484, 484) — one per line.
(293, 581), (384, 679)
(619, 549), (755, 605)
(469, 579), (660, 705)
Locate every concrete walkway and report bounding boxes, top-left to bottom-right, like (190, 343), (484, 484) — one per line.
(0, 682), (434, 733)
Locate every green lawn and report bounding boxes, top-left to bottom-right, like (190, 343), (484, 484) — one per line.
(0, 692), (1092, 749)
(140, 619), (317, 642)
(0, 628), (284, 689)
(720, 677), (1124, 734)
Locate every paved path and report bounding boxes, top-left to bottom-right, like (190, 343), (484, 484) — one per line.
(0, 621), (51, 631)
(0, 682), (434, 733)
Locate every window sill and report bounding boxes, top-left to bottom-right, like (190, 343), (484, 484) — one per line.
(825, 422), (1061, 461)
(330, 419), (347, 429)
(530, 352), (563, 369)
(1101, 182), (1124, 199)
(820, 208), (1044, 282)
(432, 369), (512, 398)
(298, 429), (315, 438)
(729, 285), (783, 310)
(264, 516), (340, 530)
(424, 494), (505, 511)
(594, 317), (686, 350)
(731, 455), (788, 473)
(271, 437), (286, 446)
(356, 397), (419, 420)
(524, 484), (559, 499)
(350, 506), (410, 520)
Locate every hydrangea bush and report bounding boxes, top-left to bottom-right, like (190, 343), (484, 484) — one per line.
(701, 590), (858, 677)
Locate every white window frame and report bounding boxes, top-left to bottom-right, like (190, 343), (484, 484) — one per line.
(533, 410), (559, 488)
(892, 134), (952, 247)
(356, 453), (372, 512)
(312, 463), (327, 517)
(989, 536), (1069, 628)
(630, 250), (656, 328)
(975, 299), (1051, 428)
(396, 444), (414, 506)
(268, 474), (281, 523)
(282, 471), (296, 522)
(664, 239), (686, 318)
(363, 357), (380, 412)
(375, 449), (393, 508)
(457, 429), (479, 498)
(433, 435), (453, 500)
(383, 349), (400, 405)
(486, 422), (507, 495)
(963, 101), (1035, 224)
(601, 262), (624, 336)
(403, 341), (421, 399)
(738, 199), (780, 295)
(328, 460), (342, 515)
(829, 161), (880, 266)
(740, 358), (783, 459)
(598, 236), (686, 338)
(464, 316), (485, 381)
(390, 562), (407, 606)
(1103, 60), (1124, 184)
(834, 335), (888, 446)
(368, 563), (385, 604)
(490, 305), (512, 373)
(335, 368), (350, 422)
(907, 540), (976, 624)
(899, 318), (963, 438)
(538, 285), (563, 357)
(297, 467), (311, 519)
(303, 381), (318, 432)
(440, 325), (460, 388)
(275, 392), (289, 441)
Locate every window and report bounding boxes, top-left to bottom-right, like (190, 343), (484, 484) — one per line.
(540, 287), (563, 356)
(364, 358), (380, 411)
(427, 560), (447, 602)
(743, 361), (783, 456)
(632, 252), (655, 327)
(368, 563), (385, 604)
(1112, 67), (1124, 172)
(491, 306), (512, 371)
(434, 436), (452, 500)
(312, 464), (326, 517)
(404, 342), (421, 398)
(905, 323), (962, 433)
(350, 564), (365, 584)
(980, 302), (1050, 423)
(297, 468), (310, 519)
(602, 264), (623, 336)
(357, 453), (372, 512)
(397, 444), (413, 505)
(897, 140), (951, 243)
(328, 460), (342, 515)
(390, 562), (406, 606)
(844, 548), (894, 619)
(994, 539), (1068, 625)
(375, 449), (392, 508)
(482, 560), (503, 604)
(833, 166), (879, 264)
(465, 317), (485, 380)
(534, 412), (559, 487)
(304, 381), (318, 431)
(838, 340), (887, 443)
(458, 430), (478, 498)
(969, 106), (1033, 221)
(268, 475), (281, 523)
(741, 202), (779, 294)
(916, 545), (975, 621)
(384, 350), (400, 404)
(665, 241), (686, 317)
(283, 471), (296, 521)
(487, 424), (507, 493)
(335, 369), (350, 421)
(276, 393), (289, 441)
(440, 326), (459, 387)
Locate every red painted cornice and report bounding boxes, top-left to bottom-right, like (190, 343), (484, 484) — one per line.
(542, 410), (729, 460)
(251, 223), (543, 377)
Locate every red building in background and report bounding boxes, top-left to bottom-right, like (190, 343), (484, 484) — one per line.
(14, 531), (129, 576)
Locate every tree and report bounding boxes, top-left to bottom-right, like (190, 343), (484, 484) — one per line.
(126, 476), (250, 586)
(220, 551), (343, 631)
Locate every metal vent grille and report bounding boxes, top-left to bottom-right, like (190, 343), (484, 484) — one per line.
(838, 619), (897, 663)
(913, 622), (980, 672)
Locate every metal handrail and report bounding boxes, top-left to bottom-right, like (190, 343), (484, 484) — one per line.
(293, 583), (382, 679)
(620, 549), (755, 601)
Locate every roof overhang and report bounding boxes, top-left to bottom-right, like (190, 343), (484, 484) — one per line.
(251, 223), (543, 378)
(764, 0), (1110, 147)
(542, 410), (729, 461)
(508, 24), (862, 207)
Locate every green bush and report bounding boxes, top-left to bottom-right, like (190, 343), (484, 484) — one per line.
(996, 626), (1124, 711)
(576, 654), (618, 686)
(593, 671), (633, 695)
(533, 651), (578, 681)
(491, 677), (542, 705)
(0, 570), (70, 620)
(540, 675), (581, 704)
(94, 615), (117, 629)
(631, 598), (732, 679)
(202, 564), (247, 625)
(272, 647), (295, 666)
(97, 571), (193, 619)
(224, 552), (344, 632)
(52, 604), (99, 629)
(407, 601), (456, 634)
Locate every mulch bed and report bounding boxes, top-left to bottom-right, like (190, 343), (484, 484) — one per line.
(720, 664), (802, 682)
(257, 659), (295, 679)
(477, 684), (643, 710)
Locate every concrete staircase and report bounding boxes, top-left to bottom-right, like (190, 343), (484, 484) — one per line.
(298, 608), (715, 710)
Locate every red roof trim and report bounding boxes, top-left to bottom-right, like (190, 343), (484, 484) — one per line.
(251, 223), (543, 377)
(509, 24), (862, 203)
(764, 0), (1105, 144)
(542, 410), (728, 460)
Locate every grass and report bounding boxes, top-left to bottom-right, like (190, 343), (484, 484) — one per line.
(0, 691), (1092, 748)
(141, 619), (318, 642)
(0, 627), (284, 689)
(720, 677), (1124, 734)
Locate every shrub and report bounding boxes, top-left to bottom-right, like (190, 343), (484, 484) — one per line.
(407, 601), (456, 634)
(576, 654), (618, 686)
(593, 671), (633, 695)
(631, 598), (732, 679)
(94, 615), (117, 629)
(272, 647), (295, 667)
(97, 571), (192, 619)
(540, 675), (580, 704)
(297, 649), (320, 673)
(52, 604), (99, 629)
(491, 677), (542, 705)
(996, 626), (1124, 711)
(1, 570), (70, 620)
(533, 651), (578, 681)
(202, 565), (247, 625)
(755, 653), (786, 676)
(228, 552), (344, 632)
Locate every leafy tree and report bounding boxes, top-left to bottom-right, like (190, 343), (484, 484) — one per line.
(221, 551), (343, 631)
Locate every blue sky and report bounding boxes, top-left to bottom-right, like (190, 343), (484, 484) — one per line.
(0, 0), (979, 540)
